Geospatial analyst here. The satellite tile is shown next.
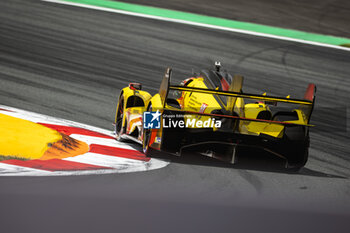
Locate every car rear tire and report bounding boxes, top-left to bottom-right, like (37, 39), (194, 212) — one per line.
(115, 95), (126, 141)
(142, 104), (152, 156)
(282, 138), (309, 172)
(273, 111), (310, 171)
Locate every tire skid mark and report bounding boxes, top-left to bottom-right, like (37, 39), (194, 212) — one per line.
(237, 170), (263, 194)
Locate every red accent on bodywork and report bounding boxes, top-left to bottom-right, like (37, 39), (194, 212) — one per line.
(220, 78), (230, 91)
(39, 123), (114, 139)
(1, 159), (112, 171)
(149, 129), (160, 150)
(304, 84), (316, 101)
(129, 83), (142, 90)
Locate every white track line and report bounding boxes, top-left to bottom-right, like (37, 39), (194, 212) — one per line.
(70, 134), (137, 150)
(0, 163), (52, 176)
(65, 152), (146, 168)
(64, 152), (168, 173)
(42, 0), (350, 52)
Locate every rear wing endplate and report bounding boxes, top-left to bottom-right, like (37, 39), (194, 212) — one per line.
(159, 67), (171, 108)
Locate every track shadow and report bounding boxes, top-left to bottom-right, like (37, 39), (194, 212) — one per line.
(119, 138), (346, 179)
(148, 148), (346, 179)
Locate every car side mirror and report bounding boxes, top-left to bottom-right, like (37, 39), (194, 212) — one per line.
(129, 83), (142, 90)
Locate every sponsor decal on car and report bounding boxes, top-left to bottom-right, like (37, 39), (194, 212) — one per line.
(199, 103), (208, 113)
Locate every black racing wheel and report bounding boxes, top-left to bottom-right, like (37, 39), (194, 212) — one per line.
(115, 95), (126, 141)
(142, 104), (152, 155)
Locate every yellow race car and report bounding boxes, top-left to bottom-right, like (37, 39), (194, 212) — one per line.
(114, 63), (316, 170)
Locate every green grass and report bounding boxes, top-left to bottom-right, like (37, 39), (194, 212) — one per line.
(60, 0), (350, 46)
(0, 155), (29, 161)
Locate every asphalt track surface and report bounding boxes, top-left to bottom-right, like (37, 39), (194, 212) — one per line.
(117, 0), (350, 38)
(0, 0), (350, 232)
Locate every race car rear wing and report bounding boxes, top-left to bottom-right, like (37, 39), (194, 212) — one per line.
(169, 86), (314, 105)
(159, 67), (316, 126)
